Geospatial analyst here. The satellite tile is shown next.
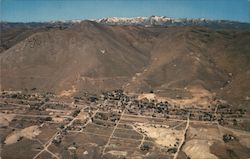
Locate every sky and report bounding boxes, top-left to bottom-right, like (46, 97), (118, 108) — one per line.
(1, 0), (250, 23)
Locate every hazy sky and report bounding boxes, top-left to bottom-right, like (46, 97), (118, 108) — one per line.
(1, 0), (250, 22)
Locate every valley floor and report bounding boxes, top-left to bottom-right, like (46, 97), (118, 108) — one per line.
(0, 90), (250, 159)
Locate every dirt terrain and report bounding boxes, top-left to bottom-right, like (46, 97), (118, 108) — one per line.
(0, 21), (250, 159)
(0, 90), (249, 159)
(1, 21), (250, 110)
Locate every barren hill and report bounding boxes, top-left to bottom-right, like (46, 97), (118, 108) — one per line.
(125, 27), (250, 108)
(0, 21), (155, 93)
(1, 21), (250, 108)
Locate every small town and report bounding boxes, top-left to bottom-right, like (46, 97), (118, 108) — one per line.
(1, 90), (249, 158)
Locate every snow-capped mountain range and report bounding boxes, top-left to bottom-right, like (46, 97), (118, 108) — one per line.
(94, 16), (250, 29)
(95, 16), (207, 25)
(2, 16), (250, 29)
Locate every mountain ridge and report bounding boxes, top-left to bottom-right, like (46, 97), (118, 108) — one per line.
(95, 16), (250, 30)
(1, 21), (250, 109)
(1, 16), (250, 29)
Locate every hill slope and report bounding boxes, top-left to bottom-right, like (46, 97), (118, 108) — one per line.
(124, 27), (250, 107)
(1, 21), (250, 107)
(0, 21), (156, 94)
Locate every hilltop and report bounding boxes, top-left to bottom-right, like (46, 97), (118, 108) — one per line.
(1, 20), (250, 109)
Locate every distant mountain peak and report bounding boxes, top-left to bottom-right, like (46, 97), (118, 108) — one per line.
(1, 16), (250, 30)
(93, 16), (250, 29)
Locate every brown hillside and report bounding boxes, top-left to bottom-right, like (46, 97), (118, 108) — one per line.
(1, 21), (249, 107)
(0, 21), (155, 93)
